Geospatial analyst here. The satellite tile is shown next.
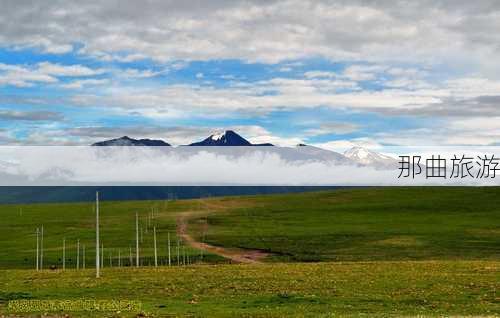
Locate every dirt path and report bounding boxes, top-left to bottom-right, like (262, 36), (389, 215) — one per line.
(176, 202), (269, 264)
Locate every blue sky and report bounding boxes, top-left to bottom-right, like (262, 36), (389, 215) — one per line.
(1, 1), (500, 148)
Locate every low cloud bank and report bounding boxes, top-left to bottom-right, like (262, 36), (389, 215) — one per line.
(0, 146), (497, 186)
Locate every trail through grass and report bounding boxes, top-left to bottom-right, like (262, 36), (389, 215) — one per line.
(189, 187), (500, 262)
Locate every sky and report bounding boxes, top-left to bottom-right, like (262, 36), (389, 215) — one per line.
(1, 0), (500, 148)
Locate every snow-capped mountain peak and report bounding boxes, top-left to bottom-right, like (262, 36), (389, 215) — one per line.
(189, 130), (253, 146)
(209, 131), (226, 141)
(344, 146), (396, 168)
(345, 146), (372, 160)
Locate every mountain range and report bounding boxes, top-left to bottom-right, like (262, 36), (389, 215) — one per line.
(92, 130), (272, 147)
(91, 130), (396, 168)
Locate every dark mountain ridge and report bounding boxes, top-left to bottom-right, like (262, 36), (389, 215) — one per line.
(188, 130), (273, 146)
(92, 136), (171, 146)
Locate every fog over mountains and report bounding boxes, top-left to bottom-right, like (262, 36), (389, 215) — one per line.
(1, 136), (492, 190)
(3, 129), (397, 203)
(91, 130), (396, 168)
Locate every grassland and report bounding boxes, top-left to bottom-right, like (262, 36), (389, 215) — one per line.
(0, 199), (223, 270)
(0, 261), (498, 317)
(191, 187), (500, 262)
(0, 187), (499, 317)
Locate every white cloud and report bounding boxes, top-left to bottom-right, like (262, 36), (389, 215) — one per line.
(0, 129), (17, 144)
(5, 60), (497, 149)
(304, 64), (430, 89)
(248, 135), (303, 147)
(68, 76), (441, 118)
(445, 77), (500, 98)
(89, 52), (149, 63)
(313, 138), (382, 153)
(451, 117), (500, 132)
(305, 122), (360, 136)
(118, 68), (165, 79)
(0, 62), (105, 87)
(304, 71), (337, 79)
(220, 74), (236, 80)
(12, 38), (74, 54)
(371, 119), (500, 146)
(1, 0), (500, 69)
(342, 65), (387, 81)
(37, 62), (105, 77)
(0, 146), (412, 186)
(0, 63), (57, 87)
(61, 79), (110, 89)
(3, 1), (500, 148)
(0, 110), (63, 121)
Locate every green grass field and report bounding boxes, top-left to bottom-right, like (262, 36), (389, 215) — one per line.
(0, 261), (498, 317)
(192, 187), (500, 262)
(0, 199), (224, 270)
(0, 187), (499, 317)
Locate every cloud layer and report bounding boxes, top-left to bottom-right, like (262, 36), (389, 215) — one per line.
(2, 146), (495, 186)
(2, 0), (500, 67)
(1, 1), (500, 147)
